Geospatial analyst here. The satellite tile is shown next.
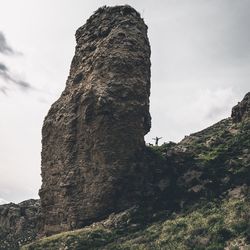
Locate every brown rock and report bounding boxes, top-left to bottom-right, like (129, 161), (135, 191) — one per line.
(0, 199), (40, 249)
(39, 5), (151, 235)
(231, 92), (250, 122)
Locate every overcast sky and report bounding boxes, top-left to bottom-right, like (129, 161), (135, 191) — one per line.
(0, 0), (249, 204)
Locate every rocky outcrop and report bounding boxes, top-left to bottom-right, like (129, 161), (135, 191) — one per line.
(0, 199), (40, 249)
(24, 92), (250, 249)
(40, 5), (151, 235)
(231, 92), (250, 122)
(0, 4), (249, 247)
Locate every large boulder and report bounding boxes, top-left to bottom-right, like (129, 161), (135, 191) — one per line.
(40, 5), (151, 235)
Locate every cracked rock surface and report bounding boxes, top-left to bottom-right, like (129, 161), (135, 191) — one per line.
(0, 199), (40, 249)
(40, 5), (151, 236)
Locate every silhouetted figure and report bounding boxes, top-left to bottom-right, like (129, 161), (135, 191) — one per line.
(152, 136), (162, 146)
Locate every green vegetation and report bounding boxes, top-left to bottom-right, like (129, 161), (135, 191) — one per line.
(22, 197), (250, 250)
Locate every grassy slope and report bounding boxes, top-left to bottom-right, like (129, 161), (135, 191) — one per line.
(23, 117), (250, 250)
(22, 197), (250, 250)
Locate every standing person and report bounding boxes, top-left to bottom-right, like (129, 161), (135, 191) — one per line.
(152, 136), (162, 146)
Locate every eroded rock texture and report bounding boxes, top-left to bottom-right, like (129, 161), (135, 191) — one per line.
(231, 92), (250, 122)
(40, 5), (151, 235)
(0, 199), (40, 249)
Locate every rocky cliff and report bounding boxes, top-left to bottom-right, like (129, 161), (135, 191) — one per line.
(0, 200), (40, 249)
(40, 5), (151, 236)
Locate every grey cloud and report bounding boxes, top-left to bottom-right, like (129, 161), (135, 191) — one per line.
(17, 80), (31, 89)
(201, 0), (250, 66)
(0, 62), (32, 91)
(206, 105), (229, 120)
(0, 63), (7, 71)
(0, 32), (14, 55)
(0, 32), (31, 93)
(0, 86), (7, 95)
(0, 62), (11, 81)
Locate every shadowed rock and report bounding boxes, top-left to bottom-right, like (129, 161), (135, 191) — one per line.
(0, 199), (40, 249)
(40, 5), (151, 235)
(231, 92), (250, 122)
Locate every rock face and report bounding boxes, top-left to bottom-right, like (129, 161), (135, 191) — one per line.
(231, 92), (250, 122)
(40, 5), (151, 235)
(0, 199), (40, 249)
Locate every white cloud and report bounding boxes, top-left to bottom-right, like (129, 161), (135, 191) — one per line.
(0, 198), (9, 205)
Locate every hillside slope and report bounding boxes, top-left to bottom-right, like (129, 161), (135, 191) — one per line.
(22, 93), (250, 250)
